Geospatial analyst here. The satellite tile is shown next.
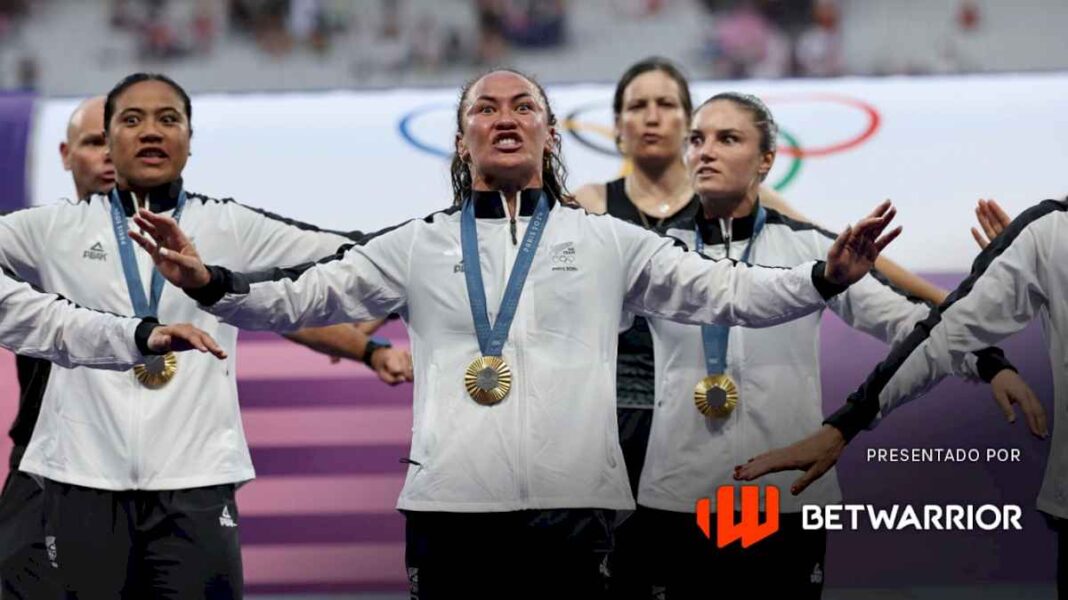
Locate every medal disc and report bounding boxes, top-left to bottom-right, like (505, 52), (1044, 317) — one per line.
(694, 374), (738, 418)
(134, 352), (178, 389)
(464, 356), (512, 405)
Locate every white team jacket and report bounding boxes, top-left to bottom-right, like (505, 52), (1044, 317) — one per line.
(0, 269), (157, 370)
(638, 206), (999, 514)
(0, 185), (353, 490)
(827, 199), (1067, 519)
(190, 190), (850, 512)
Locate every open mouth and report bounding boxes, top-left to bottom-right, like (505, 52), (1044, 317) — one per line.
(136, 147), (169, 161)
(696, 166), (720, 177)
(492, 132), (522, 151)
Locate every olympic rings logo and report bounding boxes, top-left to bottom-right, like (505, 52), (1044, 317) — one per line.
(395, 93), (881, 192)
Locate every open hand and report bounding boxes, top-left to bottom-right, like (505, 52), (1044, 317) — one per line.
(824, 200), (902, 286)
(970, 198), (1012, 250)
(990, 369), (1048, 438)
(129, 209), (211, 289)
(147, 323), (227, 359)
(734, 425), (846, 495)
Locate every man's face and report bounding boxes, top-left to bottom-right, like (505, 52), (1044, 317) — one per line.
(60, 98), (114, 198)
(107, 80), (190, 192)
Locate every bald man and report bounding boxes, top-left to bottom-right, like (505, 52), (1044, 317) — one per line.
(59, 96), (115, 201)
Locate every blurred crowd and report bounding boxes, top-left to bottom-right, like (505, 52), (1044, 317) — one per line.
(698, 0), (985, 78)
(0, 0), (1053, 93)
(105, 0), (568, 73)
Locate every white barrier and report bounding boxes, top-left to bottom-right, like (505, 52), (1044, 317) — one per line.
(30, 73), (1068, 271)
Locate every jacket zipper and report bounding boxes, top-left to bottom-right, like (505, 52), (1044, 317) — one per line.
(509, 222), (530, 502)
(130, 200), (144, 486)
(720, 217), (733, 260)
(500, 192), (528, 501)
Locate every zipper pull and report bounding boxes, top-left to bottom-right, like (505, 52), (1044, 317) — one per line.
(510, 217), (518, 245)
(720, 217), (733, 260)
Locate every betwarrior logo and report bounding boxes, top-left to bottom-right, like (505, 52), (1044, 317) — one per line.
(696, 485), (780, 548)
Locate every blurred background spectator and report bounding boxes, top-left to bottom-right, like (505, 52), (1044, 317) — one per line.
(938, 0), (983, 73)
(796, 0), (843, 77)
(701, 0), (791, 78)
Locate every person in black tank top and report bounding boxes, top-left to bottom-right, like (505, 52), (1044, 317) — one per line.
(574, 58), (698, 600)
(604, 177), (699, 489)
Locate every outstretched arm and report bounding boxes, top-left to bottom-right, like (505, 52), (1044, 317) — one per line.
(735, 200), (1064, 493)
(130, 209), (411, 333)
(0, 269), (224, 369)
(284, 320), (414, 385)
(761, 188), (949, 305)
(767, 190), (1037, 411)
(623, 200), (900, 327)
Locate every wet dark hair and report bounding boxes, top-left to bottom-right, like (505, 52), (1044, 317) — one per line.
(696, 92), (778, 154)
(612, 57), (694, 122)
(450, 68), (569, 206)
(104, 73), (193, 137)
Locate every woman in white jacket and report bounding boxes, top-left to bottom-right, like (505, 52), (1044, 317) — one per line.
(133, 68), (900, 600)
(630, 92), (1034, 599)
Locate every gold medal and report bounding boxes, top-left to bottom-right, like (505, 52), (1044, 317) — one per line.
(464, 356), (512, 405)
(133, 352), (178, 389)
(694, 374), (738, 418)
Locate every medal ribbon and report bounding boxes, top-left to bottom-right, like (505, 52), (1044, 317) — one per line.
(694, 204), (766, 376)
(461, 192), (550, 358)
(108, 188), (187, 318)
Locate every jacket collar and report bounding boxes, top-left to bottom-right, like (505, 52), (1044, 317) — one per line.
(469, 188), (553, 218)
(110, 178), (185, 217)
(694, 199), (762, 246)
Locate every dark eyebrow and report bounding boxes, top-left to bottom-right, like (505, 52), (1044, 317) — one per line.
(473, 92), (536, 103)
(627, 95), (676, 104)
(689, 127), (744, 137)
(119, 107), (145, 115)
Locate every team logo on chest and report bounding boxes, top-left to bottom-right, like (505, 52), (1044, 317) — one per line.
(83, 241), (107, 261)
(550, 241), (579, 272)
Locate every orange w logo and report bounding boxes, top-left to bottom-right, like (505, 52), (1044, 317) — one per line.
(695, 485), (780, 548)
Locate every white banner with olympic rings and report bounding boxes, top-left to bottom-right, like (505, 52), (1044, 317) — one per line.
(30, 73), (1068, 271)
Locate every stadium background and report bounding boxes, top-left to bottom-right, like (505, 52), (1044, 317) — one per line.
(0, 0), (1066, 597)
